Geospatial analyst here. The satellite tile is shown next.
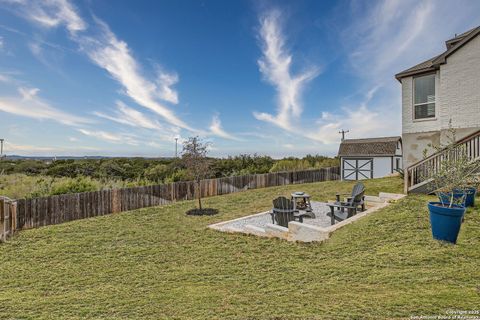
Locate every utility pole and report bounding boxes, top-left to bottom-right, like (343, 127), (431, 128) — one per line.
(175, 138), (178, 158)
(339, 129), (349, 141)
(0, 139), (4, 160)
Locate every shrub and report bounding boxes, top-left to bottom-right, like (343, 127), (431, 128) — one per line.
(269, 159), (311, 172)
(50, 177), (98, 195)
(144, 164), (170, 182)
(164, 169), (191, 183)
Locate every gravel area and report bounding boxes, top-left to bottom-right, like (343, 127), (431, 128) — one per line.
(219, 201), (332, 232)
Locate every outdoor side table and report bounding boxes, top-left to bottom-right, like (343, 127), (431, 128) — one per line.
(291, 192), (315, 218)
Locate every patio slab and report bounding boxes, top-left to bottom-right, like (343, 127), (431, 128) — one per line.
(209, 192), (406, 242)
(215, 201), (333, 233)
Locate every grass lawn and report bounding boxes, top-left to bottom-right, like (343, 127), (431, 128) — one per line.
(1, 176), (479, 319)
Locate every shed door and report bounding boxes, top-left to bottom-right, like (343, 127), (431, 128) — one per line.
(342, 158), (373, 180)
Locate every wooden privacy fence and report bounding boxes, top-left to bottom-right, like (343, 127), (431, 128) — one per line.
(3, 167), (340, 238)
(0, 196), (17, 242)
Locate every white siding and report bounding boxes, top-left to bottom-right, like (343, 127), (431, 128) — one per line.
(401, 72), (441, 134)
(401, 34), (480, 168)
(395, 140), (403, 156)
(394, 156), (403, 171)
(438, 34), (480, 130)
(372, 157), (392, 178)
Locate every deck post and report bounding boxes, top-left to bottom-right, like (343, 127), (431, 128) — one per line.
(404, 168), (409, 194)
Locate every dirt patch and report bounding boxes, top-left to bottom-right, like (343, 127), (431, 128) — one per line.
(186, 208), (219, 216)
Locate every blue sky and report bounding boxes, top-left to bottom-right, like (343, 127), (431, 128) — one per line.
(0, 0), (479, 158)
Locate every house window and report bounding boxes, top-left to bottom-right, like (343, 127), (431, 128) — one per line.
(396, 158), (400, 169)
(413, 74), (435, 119)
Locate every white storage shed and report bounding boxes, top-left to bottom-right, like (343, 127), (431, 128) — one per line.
(338, 137), (403, 180)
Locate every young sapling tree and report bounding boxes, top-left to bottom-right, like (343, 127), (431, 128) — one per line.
(181, 137), (214, 214)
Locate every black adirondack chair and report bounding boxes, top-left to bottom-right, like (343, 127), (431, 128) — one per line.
(327, 182), (366, 225)
(270, 197), (307, 227)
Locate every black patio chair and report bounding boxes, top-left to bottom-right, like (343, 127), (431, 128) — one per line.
(327, 182), (366, 225)
(270, 197), (307, 228)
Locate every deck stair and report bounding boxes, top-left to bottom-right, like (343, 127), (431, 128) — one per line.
(405, 129), (480, 193)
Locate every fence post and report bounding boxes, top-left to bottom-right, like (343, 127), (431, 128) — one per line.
(112, 189), (120, 213)
(0, 198), (4, 242)
(10, 201), (17, 235)
(0, 197), (17, 242)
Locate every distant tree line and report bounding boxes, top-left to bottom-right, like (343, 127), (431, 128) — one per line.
(0, 154), (339, 184)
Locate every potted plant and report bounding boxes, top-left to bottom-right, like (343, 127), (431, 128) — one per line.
(461, 186), (477, 207)
(424, 125), (480, 243)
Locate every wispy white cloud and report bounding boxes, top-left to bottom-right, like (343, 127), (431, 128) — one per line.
(77, 128), (139, 146)
(250, 2), (480, 151)
(4, 142), (57, 153)
(0, 74), (10, 83)
(3, 0), (257, 149)
(27, 41), (42, 57)
(75, 18), (190, 130)
(343, 0), (436, 81)
(26, 40), (65, 73)
(94, 101), (162, 130)
(254, 9), (320, 131)
(155, 68), (179, 104)
(17, 86), (39, 99)
(93, 101), (182, 143)
(307, 107), (386, 144)
(4, 140), (99, 155)
(3, 0), (193, 132)
(0, 35), (13, 56)
(0, 87), (92, 126)
(319, 0), (480, 143)
(6, 0), (87, 34)
(209, 114), (240, 141)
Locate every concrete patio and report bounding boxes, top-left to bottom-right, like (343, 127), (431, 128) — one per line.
(209, 192), (405, 242)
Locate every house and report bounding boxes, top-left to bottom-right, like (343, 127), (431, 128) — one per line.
(395, 26), (480, 169)
(338, 137), (402, 181)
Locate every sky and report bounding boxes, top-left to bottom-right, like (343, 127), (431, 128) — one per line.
(0, 0), (479, 158)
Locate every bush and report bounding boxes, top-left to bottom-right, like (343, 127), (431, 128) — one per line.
(270, 159), (311, 172)
(211, 154), (274, 177)
(269, 156), (339, 173)
(50, 177), (98, 195)
(164, 169), (191, 183)
(144, 164), (170, 182)
(12, 160), (47, 175)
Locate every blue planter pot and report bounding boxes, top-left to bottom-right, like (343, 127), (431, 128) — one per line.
(428, 202), (466, 244)
(463, 187), (477, 207)
(438, 191), (466, 207)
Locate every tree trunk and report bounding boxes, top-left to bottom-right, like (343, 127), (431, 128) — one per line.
(197, 180), (202, 210)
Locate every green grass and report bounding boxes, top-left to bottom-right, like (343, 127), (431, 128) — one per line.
(1, 176), (479, 319)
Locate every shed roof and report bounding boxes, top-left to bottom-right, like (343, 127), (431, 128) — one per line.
(395, 26), (480, 81)
(338, 136), (401, 157)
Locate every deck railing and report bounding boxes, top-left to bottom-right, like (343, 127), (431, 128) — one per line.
(405, 130), (480, 193)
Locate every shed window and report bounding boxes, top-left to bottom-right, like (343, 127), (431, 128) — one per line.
(414, 74), (435, 119)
